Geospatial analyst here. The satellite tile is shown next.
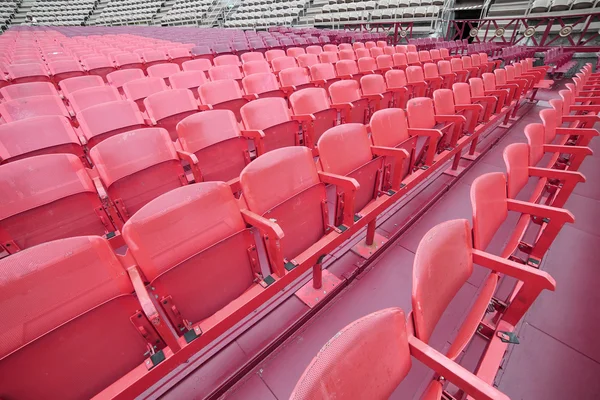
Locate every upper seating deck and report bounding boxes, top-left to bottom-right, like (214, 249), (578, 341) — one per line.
(0, 26), (598, 400)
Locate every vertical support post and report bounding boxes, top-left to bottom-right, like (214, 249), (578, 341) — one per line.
(365, 219), (376, 246)
(312, 263), (322, 289)
(393, 22), (399, 45)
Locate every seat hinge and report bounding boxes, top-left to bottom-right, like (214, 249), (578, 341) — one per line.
(497, 331), (520, 344)
(159, 295), (191, 333)
(131, 310), (164, 350)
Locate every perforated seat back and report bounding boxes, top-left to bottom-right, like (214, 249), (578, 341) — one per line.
(240, 147), (327, 260)
(290, 308), (411, 400)
(78, 100), (145, 147)
(0, 236), (155, 400)
(0, 115), (82, 164)
(177, 110), (248, 183)
(412, 219), (473, 344)
(0, 154), (110, 250)
(0, 82), (59, 101)
(0, 95), (70, 123)
(123, 182), (257, 326)
(69, 86), (121, 114)
(470, 172), (509, 251)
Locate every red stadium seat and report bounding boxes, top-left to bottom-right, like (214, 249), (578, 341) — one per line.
(142, 49), (170, 67)
(48, 59), (86, 83)
(208, 64), (243, 84)
(291, 307), (510, 400)
(77, 100), (146, 148)
(0, 95), (71, 123)
(265, 49), (286, 64)
(357, 57), (379, 75)
(339, 49), (357, 61)
(144, 89), (199, 141)
(7, 62), (51, 84)
(68, 86), (121, 115)
(182, 58), (212, 76)
(453, 82), (494, 123)
(279, 67), (313, 93)
(450, 58), (469, 83)
(471, 172), (574, 261)
(198, 79), (248, 122)
(176, 110), (251, 188)
(123, 77), (169, 112)
(89, 127), (187, 224)
(59, 75), (105, 99)
(328, 79), (370, 124)
(370, 47), (384, 58)
(360, 74), (393, 110)
(242, 60), (271, 76)
(213, 54), (241, 67)
(271, 56), (298, 74)
(289, 88), (339, 149)
(306, 45), (323, 55)
(169, 70), (208, 99)
(384, 69), (409, 109)
(310, 62), (340, 90)
(297, 53), (319, 69)
(0, 236), (164, 399)
(0, 82), (59, 101)
(167, 47), (193, 67)
(107, 68), (145, 95)
(113, 53), (144, 70)
(0, 115), (84, 165)
(287, 47), (306, 58)
(241, 52), (266, 63)
(319, 51), (339, 64)
(241, 97), (301, 155)
(405, 66), (428, 98)
(122, 182), (268, 346)
(376, 54), (394, 72)
(242, 72), (286, 100)
(147, 63), (182, 86)
(335, 59), (361, 81)
(0, 154), (115, 253)
(356, 48), (370, 59)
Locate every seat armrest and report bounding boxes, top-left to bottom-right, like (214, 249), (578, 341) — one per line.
(370, 146), (410, 191)
(318, 171), (359, 227)
(241, 208), (286, 277)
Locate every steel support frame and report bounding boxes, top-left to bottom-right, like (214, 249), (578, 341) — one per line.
(343, 21), (415, 44)
(93, 93), (537, 400)
(445, 13), (600, 51)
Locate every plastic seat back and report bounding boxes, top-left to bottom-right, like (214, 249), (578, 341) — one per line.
(90, 128), (185, 219)
(279, 67), (311, 89)
(393, 53), (408, 68)
(358, 57), (378, 73)
(356, 48), (370, 59)
(122, 182), (259, 330)
(0, 236), (159, 399)
(433, 88), (455, 115)
(272, 56), (298, 74)
(385, 69), (408, 88)
(406, 97), (436, 129)
(113, 53), (143, 69)
(266, 49), (286, 63)
(318, 123), (382, 217)
(440, 48), (450, 59)
(451, 58), (464, 72)
(169, 71), (208, 98)
(214, 54), (241, 67)
(0, 82), (59, 101)
(182, 59), (213, 74)
(370, 47), (384, 58)
(69, 85), (121, 115)
(469, 77), (485, 97)
(7, 63), (50, 83)
(482, 73), (497, 91)
(406, 65), (425, 84)
(353, 42), (366, 50)
(310, 62), (337, 82)
(323, 44), (339, 52)
(306, 45), (323, 55)
(376, 54), (394, 70)
(0, 115), (83, 165)
(59, 75), (105, 99)
(539, 107), (559, 144)
(339, 49), (357, 61)
(384, 46), (396, 56)
(452, 82), (472, 104)
(198, 79), (247, 122)
(336, 59), (359, 77)
(361, 73), (392, 109)
(0, 95), (70, 123)
(144, 89), (198, 141)
(287, 47), (306, 58)
(241, 97), (298, 153)
(147, 63), (182, 85)
(329, 79), (368, 124)
(242, 72), (283, 99)
(0, 154), (112, 251)
(78, 100), (146, 148)
(524, 122), (547, 166)
(430, 49), (442, 62)
(208, 64), (243, 81)
(142, 50), (168, 66)
(107, 68), (145, 94)
(319, 51), (339, 64)
(240, 146), (327, 260)
(423, 62), (440, 79)
(297, 54), (319, 69)
(241, 52), (265, 63)
(503, 143), (531, 199)
(177, 110), (249, 183)
(123, 77), (168, 112)
(290, 308), (411, 400)
(470, 172), (508, 251)
(242, 60), (271, 76)
(48, 59), (85, 82)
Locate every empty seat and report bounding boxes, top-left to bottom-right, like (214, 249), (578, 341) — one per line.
(265, 49), (287, 64)
(208, 64), (243, 83)
(123, 77), (169, 113)
(0, 236), (163, 398)
(242, 72), (286, 100)
(122, 182), (267, 344)
(169, 71), (209, 99)
(167, 47), (193, 67)
(147, 63), (182, 86)
(0, 82), (59, 101)
(0, 154), (115, 253)
(182, 59), (213, 76)
(176, 110), (251, 188)
(242, 60), (271, 76)
(319, 51), (339, 64)
(89, 128), (187, 223)
(291, 307), (510, 400)
(198, 79), (249, 122)
(406, 66), (432, 97)
(361, 73), (393, 110)
(48, 59), (86, 83)
(310, 62), (340, 90)
(0, 95), (71, 123)
(144, 89), (199, 141)
(213, 54), (241, 67)
(471, 172), (574, 261)
(69, 86), (121, 115)
(279, 67), (313, 92)
(241, 52), (266, 63)
(0, 115), (84, 165)
(107, 68), (145, 95)
(241, 97), (301, 155)
(7, 63), (51, 84)
(289, 88), (339, 148)
(271, 56), (298, 74)
(59, 75), (105, 99)
(77, 100), (146, 148)
(141, 50), (169, 67)
(306, 45), (323, 55)
(297, 53), (320, 69)
(329, 79), (370, 124)
(113, 53), (144, 70)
